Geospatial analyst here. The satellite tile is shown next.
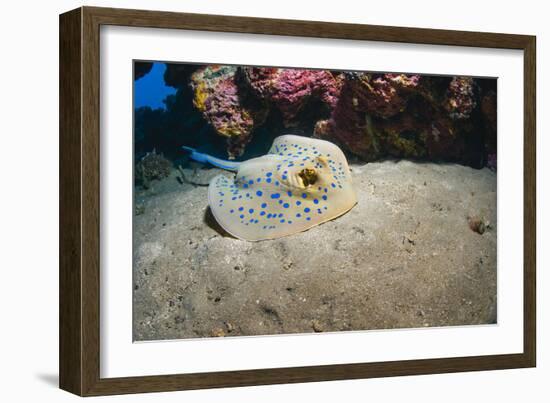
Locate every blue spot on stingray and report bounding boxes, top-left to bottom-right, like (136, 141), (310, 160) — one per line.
(257, 178), (261, 182)
(260, 211), (266, 216)
(288, 220), (293, 224)
(271, 193), (280, 199)
(275, 181), (280, 186)
(238, 207), (244, 211)
(266, 172), (272, 177)
(283, 203), (290, 208)
(280, 219), (285, 223)
(254, 219), (259, 224)
(282, 175), (287, 180)
(243, 184), (249, 188)
(256, 190), (263, 197)
(248, 180), (254, 185)
(261, 203), (267, 208)
(313, 199), (319, 204)
(232, 197), (237, 200)
(302, 193), (307, 198)
(230, 209), (234, 213)
(266, 178), (272, 183)
(278, 200), (283, 204)
(240, 214), (244, 219)
(287, 191), (292, 197)
(304, 207), (311, 213)
(249, 208), (254, 214)
(322, 195), (328, 200)
(267, 214), (272, 218)
(306, 217), (311, 221)
(296, 200), (302, 206)
(331, 183), (336, 188)
(278, 213), (283, 218)
(296, 213), (301, 217)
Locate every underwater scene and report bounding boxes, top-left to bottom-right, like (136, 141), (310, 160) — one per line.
(133, 61), (497, 341)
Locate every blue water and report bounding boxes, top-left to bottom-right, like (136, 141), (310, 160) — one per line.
(134, 62), (176, 110)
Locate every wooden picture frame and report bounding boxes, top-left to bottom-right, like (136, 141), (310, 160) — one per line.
(59, 6), (536, 396)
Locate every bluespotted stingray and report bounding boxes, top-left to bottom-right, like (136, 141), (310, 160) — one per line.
(184, 135), (357, 241)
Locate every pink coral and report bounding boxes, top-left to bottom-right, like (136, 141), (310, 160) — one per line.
(188, 64), (493, 167)
(204, 78), (253, 135)
(313, 73), (421, 160)
(242, 67), (278, 98)
(243, 67), (342, 126)
(190, 65), (266, 158)
(314, 79), (379, 160)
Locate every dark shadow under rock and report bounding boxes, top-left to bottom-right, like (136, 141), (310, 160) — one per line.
(204, 206), (235, 239)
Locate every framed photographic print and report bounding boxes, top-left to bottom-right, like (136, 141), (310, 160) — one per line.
(59, 6), (536, 396)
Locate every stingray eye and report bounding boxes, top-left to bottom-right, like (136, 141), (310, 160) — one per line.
(298, 168), (318, 187)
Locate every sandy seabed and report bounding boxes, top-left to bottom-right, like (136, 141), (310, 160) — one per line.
(133, 160), (497, 341)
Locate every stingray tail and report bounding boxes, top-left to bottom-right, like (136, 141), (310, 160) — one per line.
(182, 146), (241, 172)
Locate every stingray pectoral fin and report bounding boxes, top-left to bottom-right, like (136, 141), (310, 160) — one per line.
(208, 174), (244, 239)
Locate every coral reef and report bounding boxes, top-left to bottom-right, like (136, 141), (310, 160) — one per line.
(135, 149), (172, 188)
(189, 65), (268, 158)
(314, 74), (494, 167)
(242, 67), (342, 126)
(345, 72), (420, 118)
(313, 73), (421, 160)
(314, 73), (423, 160)
(134, 62), (497, 169)
(444, 76), (477, 120)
